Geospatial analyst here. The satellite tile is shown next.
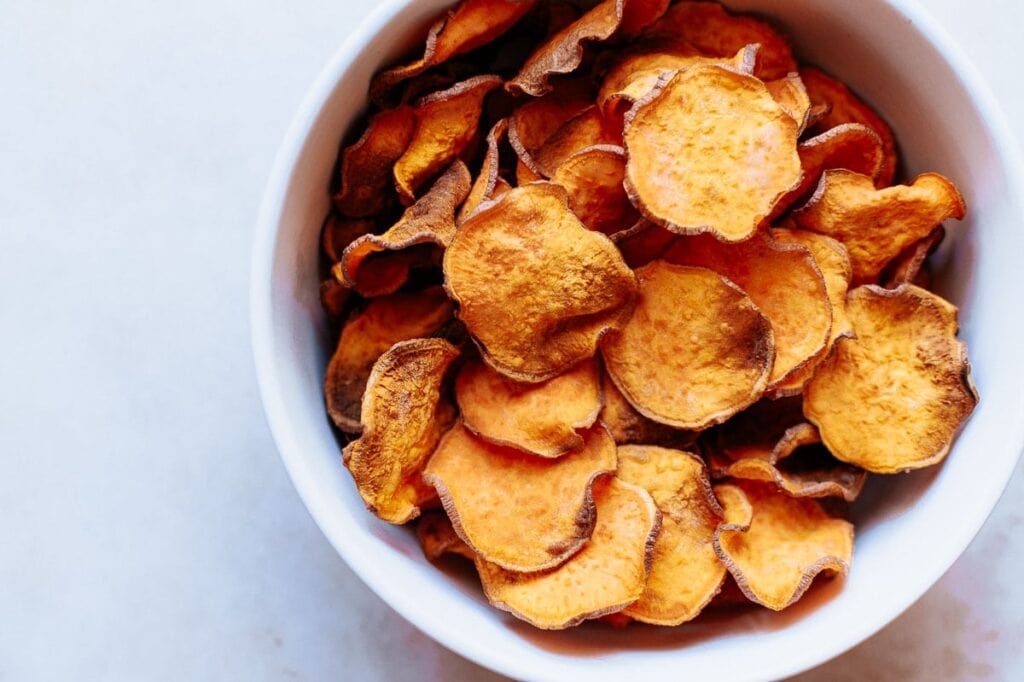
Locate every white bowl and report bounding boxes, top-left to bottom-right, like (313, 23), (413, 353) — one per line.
(251, 1), (1024, 679)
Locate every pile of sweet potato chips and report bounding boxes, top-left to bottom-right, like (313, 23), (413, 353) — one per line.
(319, 0), (978, 630)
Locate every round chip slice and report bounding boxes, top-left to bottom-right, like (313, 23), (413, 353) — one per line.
(598, 370), (693, 447)
(553, 145), (641, 237)
(508, 78), (593, 179)
(534, 106), (620, 179)
(333, 106), (416, 217)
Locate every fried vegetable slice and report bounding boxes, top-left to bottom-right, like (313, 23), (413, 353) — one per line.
(333, 106), (416, 217)
(393, 75), (502, 203)
(444, 182), (637, 382)
(456, 357), (602, 457)
(616, 446), (725, 625)
(533, 107), (620, 179)
(475, 476), (660, 629)
(803, 284), (977, 473)
(765, 73), (811, 133)
(882, 225), (945, 289)
(459, 119), (508, 222)
(424, 423), (617, 571)
(601, 261), (774, 430)
(623, 65), (801, 242)
(665, 232), (831, 389)
(508, 78), (593, 179)
(341, 339), (460, 524)
(793, 170), (966, 283)
(324, 287), (454, 433)
(720, 445), (868, 502)
(713, 481), (854, 610)
(553, 145), (640, 236)
(417, 510), (476, 561)
(321, 215), (374, 263)
(598, 370), (693, 446)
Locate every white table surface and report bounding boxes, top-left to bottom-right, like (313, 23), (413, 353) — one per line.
(2, 1), (1022, 680)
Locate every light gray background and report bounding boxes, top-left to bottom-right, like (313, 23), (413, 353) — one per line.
(2, 1), (1022, 680)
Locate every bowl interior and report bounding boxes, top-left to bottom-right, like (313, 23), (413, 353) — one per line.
(253, 1), (1024, 680)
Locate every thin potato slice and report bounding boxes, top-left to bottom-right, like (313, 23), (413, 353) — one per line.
(804, 284), (977, 473)
(534, 106), (620, 179)
(553, 145), (641, 236)
(714, 481), (854, 610)
(624, 65), (801, 242)
(417, 510), (476, 561)
(459, 119), (509, 222)
(883, 225), (944, 289)
(334, 106), (416, 217)
(342, 339), (461, 524)
(508, 78), (593, 179)
(475, 477), (660, 629)
(601, 261), (774, 430)
(444, 182), (637, 382)
(321, 214), (374, 263)
(765, 73), (811, 133)
(721, 446), (868, 502)
(424, 423), (617, 571)
(599, 370), (693, 447)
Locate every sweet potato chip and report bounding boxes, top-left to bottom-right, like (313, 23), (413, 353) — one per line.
(883, 225), (945, 289)
(324, 287), (454, 433)
(623, 65), (801, 242)
(665, 232), (831, 389)
(319, 278), (351, 319)
(598, 370), (693, 447)
(321, 215), (374, 263)
(793, 170), (966, 283)
(456, 357), (602, 457)
(601, 261), (774, 430)
(333, 106), (416, 217)
(720, 445), (868, 502)
(393, 75), (502, 203)
(459, 119), (509, 222)
(475, 476), (660, 629)
(534, 106), (620, 179)
(553, 145), (641, 236)
(714, 481), (853, 610)
(612, 221), (675, 268)
(417, 510), (476, 561)
(444, 182), (637, 382)
(508, 78), (593, 179)
(424, 423), (617, 571)
(616, 446), (725, 625)
(765, 73), (811, 133)
(804, 284), (977, 473)
(342, 339), (460, 524)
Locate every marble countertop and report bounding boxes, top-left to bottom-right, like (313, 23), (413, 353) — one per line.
(2, 1), (1021, 679)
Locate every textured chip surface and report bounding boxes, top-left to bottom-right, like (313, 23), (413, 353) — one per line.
(553, 145), (640, 236)
(334, 106), (416, 217)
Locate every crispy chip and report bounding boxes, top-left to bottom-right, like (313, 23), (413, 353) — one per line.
(324, 288), (454, 433)
(456, 357), (602, 457)
(623, 65), (801, 242)
(719, 444), (868, 502)
(534, 106), (620, 178)
(334, 106), (416, 217)
(713, 481), (854, 610)
(424, 423), (617, 571)
(601, 261), (774, 430)
(475, 476), (660, 629)
(444, 182), (637, 382)
(417, 510), (476, 561)
(883, 225), (945, 289)
(341, 339), (460, 524)
(598, 370), (693, 446)
(665, 232), (831, 389)
(508, 78), (593, 179)
(765, 73), (811, 133)
(616, 446), (725, 625)
(553, 145), (641, 236)
(804, 284), (977, 473)
(393, 75), (502, 203)
(321, 214), (374, 263)
(459, 119), (509, 222)
(793, 170), (966, 283)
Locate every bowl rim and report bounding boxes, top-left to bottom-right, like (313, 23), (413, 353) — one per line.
(250, 1), (1024, 679)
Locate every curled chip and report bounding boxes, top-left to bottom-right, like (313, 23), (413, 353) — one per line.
(765, 73), (812, 133)
(324, 287), (454, 433)
(508, 78), (593, 180)
(623, 65), (801, 242)
(417, 510), (476, 561)
(613, 221), (676, 268)
(459, 119), (509, 222)
(883, 225), (944, 289)
(601, 261), (774, 430)
(444, 182), (637, 382)
(553, 145), (641, 236)
(598, 370), (693, 447)
(393, 75), (502, 203)
(321, 214), (374, 263)
(455, 357), (602, 457)
(475, 476), (660, 629)
(339, 161), (471, 296)
(342, 339), (460, 524)
(533, 106), (619, 179)
(665, 232), (831, 389)
(804, 285), (977, 473)
(424, 423), (617, 571)
(713, 481), (854, 610)
(333, 106), (416, 217)
(793, 169), (966, 283)
(645, 1), (797, 80)
(616, 446), (725, 625)
(800, 66), (898, 187)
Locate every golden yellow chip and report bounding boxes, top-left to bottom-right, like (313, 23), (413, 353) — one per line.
(342, 339), (460, 524)
(321, 214), (374, 263)
(417, 510), (476, 561)
(804, 284), (977, 473)
(533, 106), (620, 179)
(424, 423), (617, 571)
(459, 119), (509, 222)
(624, 65), (801, 242)
(883, 225), (944, 289)
(333, 106), (416, 217)
(598, 369), (693, 447)
(475, 476), (660, 629)
(553, 145), (641, 236)
(764, 73), (811, 133)
(601, 261), (774, 430)
(444, 182), (637, 382)
(508, 78), (593, 179)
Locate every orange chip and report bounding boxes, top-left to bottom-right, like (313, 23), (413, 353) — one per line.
(804, 285), (977, 473)
(459, 119), (509, 222)
(319, 278), (351, 319)
(616, 446), (725, 625)
(553, 145), (641, 236)
(508, 78), (593, 179)
(321, 214), (374, 263)
(424, 423), (617, 571)
(324, 287), (454, 433)
(623, 65), (801, 242)
(417, 510), (476, 561)
(598, 370), (694, 447)
(882, 225), (945, 289)
(713, 481), (854, 610)
(613, 221), (676, 268)
(393, 75), (502, 203)
(333, 106), (416, 217)
(665, 232), (832, 389)
(456, 357), (602, 457)
(475, 476), (660, 629)
(793, 169), (966, 283)
(765, 73), (811, 133)
(601, 261), (774, 430)
(342, 339), (460, 524)
(534, 106), (620, 179)
(444, 182), (637, 382)
(717, 443), (868, 503)
(801, 66), (898, 187)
